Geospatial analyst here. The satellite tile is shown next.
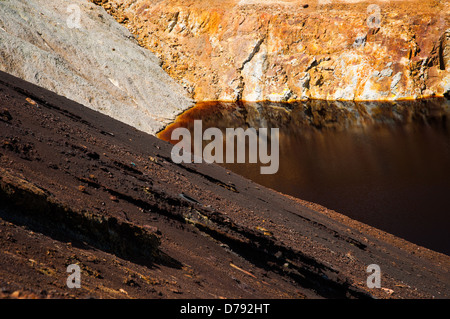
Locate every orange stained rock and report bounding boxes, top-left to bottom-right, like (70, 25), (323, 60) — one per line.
(93, 0), (449, 102)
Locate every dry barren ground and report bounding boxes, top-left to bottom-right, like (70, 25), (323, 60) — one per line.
(0, 70), (449, 299)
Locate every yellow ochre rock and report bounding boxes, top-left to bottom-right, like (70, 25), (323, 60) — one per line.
(93, 0), (449, 102)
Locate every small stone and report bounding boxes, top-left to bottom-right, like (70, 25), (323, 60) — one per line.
(11, 291), (21, 298)
(25, 98), (37, 106)
(0, 109), (12, 122)
(381, 288), (394, 295)
(119, 288), (128, 295)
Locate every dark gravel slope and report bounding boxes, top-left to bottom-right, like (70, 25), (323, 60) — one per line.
(0, 71), (448, 299)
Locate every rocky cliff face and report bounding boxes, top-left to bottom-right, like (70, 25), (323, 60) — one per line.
(0, 0), (193, 134)
(92, 0), (450, 102)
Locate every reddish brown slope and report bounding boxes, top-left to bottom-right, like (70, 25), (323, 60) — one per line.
(0, 71), (449, 299)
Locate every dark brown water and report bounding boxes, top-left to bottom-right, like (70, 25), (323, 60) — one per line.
(158, 99), (450, 255)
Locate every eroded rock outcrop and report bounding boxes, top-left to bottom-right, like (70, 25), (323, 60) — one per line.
(92, 0), (450, 102)
(0, 0), (193, 134)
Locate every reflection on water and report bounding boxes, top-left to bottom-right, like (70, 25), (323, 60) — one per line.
(158, 98), (450, 255)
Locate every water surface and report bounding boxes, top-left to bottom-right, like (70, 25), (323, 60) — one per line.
(159, 99), (450, 255)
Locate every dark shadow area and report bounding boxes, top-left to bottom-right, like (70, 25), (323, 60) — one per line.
(0, 183), (183, 270)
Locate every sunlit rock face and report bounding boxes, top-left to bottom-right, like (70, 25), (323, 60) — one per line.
(92, 0), (449, 102)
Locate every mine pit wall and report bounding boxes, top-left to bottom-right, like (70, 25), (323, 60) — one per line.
(91, 0), (450, 103)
